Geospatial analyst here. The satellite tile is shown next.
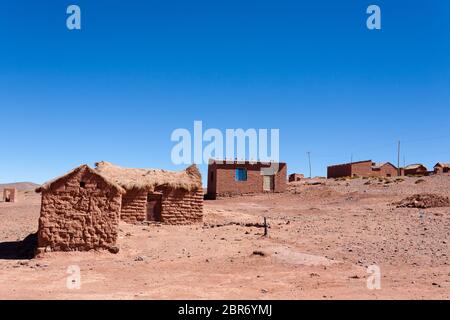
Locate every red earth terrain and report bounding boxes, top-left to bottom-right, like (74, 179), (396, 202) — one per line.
(0, 175), (448, 299)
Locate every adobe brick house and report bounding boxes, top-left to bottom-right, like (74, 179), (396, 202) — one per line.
(434, 163), (450, 174)
(401, 164), (428, 176)
(207, 160), (287, 198)
(35, 162), (203, 252)
(2, 188), (17, 202)
(36, 165), (124, 253)
(327, 160), (398, 178)
(95, 161), (203, 225)
(289, 173), (304, 182)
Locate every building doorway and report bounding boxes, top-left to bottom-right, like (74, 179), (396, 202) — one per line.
(4, 190), (11, 202)
(146, 193), (162, 221)
(263, 175), (275, 192)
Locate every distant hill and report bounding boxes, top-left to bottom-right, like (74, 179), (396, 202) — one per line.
(0, 182), (40, 191)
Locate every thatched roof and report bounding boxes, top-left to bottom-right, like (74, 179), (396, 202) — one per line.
(35, 165), (126, 193)
(94, 161), (202, 192)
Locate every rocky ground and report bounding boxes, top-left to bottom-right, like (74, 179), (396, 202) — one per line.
(0, 175), (448, 299)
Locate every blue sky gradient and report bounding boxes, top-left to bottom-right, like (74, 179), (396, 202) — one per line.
(0, 1), (449, 185)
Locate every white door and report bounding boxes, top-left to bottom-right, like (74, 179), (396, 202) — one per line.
(263, 175), (274, 191)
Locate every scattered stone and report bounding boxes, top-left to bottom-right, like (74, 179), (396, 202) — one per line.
(108, 246), (120, 254)
(252, 250), (266, 257)
(394, 194), (450, 209)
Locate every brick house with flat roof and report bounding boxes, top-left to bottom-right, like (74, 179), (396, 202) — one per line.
(327, 160), (398, 178)
(207, 160), (287, 199)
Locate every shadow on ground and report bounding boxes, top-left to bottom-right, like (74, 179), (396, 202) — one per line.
(0, 233), (37, 260)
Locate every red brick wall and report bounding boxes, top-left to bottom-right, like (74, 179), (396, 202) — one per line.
(351, 161), (374, 177)
(207, 162), (287, 197)
(328, 161), (398, 178)
(378, 163), (399, 177)
(327, 163), (353, 178)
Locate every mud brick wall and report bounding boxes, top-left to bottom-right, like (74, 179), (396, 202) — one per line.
(3, 188), (17, 202)
(37, 170), (121, 252)
(120, 189), (147, 223)
(157, 187), (203, 224)
(207, 162), (287, 197)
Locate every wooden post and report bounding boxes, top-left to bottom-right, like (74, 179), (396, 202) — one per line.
(264, 217), (268, 237)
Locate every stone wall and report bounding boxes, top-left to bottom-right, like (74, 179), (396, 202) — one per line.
(37, 169), (122, 252)
(157, 187), (203, 224)
(120, 189), (147, 223)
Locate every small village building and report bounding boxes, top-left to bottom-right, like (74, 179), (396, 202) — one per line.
(288, 173), (304, 182)
(327, 160), (398, 178)
(207, 160), (287, 199)
(35, 165), (124, 252)
(2, 188), (17, 202)
(35, 162), (204, 253)
(434, 163), (450, 174)
(95, 161), (203, 225)
(401, 164), (428, 176)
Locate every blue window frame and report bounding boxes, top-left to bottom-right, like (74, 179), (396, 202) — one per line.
(235, 168), (248, 181)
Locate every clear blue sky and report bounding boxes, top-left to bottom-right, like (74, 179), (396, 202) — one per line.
(0, 0), (449, 185)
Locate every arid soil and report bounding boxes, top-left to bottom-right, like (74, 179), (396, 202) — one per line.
(0, 176), (449, 300)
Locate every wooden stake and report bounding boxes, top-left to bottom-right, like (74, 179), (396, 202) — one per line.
(264, 217), (268, 237)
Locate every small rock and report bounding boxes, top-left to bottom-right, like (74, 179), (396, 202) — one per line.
(108, 246), (120, 254)
(252, 250), (266, 257)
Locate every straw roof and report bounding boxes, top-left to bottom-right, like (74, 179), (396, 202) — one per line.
(94, 161), (202, 192)
(36, 165), (125, 193)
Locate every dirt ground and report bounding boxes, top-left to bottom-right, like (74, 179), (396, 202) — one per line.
(0, 175), (448, 300)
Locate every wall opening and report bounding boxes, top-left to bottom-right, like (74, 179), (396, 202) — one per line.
(4, 190), (11, 202)
(146, 193), (162, 222)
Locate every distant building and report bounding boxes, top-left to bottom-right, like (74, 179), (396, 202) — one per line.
(207, 160), (287, 199)
(289, 173), (304, 182)
(401, 164), (428, 176)
(433, 163), (450, 174)
(327, 160), (398, 178)
(2, 188), (17, 203)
